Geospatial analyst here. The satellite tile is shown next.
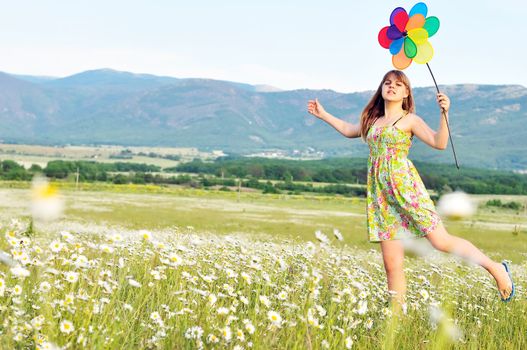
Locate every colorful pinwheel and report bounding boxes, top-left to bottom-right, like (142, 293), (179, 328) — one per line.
(378, 2), (440, 70)
(378, 2), (459, 168)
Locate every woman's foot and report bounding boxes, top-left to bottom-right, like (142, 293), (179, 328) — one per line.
(490, 261), (513, 300)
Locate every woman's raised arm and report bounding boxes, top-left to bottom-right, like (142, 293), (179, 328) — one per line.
(411, 93), (451, 150)
(307, 99), (361, 138)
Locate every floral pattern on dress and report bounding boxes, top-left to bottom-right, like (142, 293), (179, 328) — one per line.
(366, 125), (441, 242)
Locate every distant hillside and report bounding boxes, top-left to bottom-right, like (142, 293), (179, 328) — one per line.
(0, 69), (526, 170)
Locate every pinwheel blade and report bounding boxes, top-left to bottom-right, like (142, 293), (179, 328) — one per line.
(409, 2), (428, 18)
(423, 16), (440, 37)
(378, 26), (392, 49)
(387, 24), (403, 40)
(406, 14), (425, 31)
(393, 10), (409, 32)
(408, 28), (429, 44)
(392, 49), (412, 70)
(404, 37), (417, 58)
(390, 7), (406, 24)
(389, 37), (404, 55)
(413, 41), (434, 64)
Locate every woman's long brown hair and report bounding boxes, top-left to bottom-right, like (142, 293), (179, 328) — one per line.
(360, 70), (415, 140)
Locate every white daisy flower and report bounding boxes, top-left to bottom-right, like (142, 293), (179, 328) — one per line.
(185, 326), (204, 339)
(356, 300), (368, 315)
(259, 295), (271, 308)
(307, 309), (320, 328)
(12, 284), (23, 295)
(217, 307), (230, 315)
(99, 244), (114, 254)
(267, 310), (282, 326)
(333, 229), (344, 241)
(207, 334), (219, 344)
(167, 252), (182, 265)
(225, 268), (237, 278)
(64, 293), (75, 305)
(49, 240), (64, 253)
(60, 231), (74, 242)
(365, 318), (374, 329)
(128, 279), (141, 288)
(314, 230), (329, 243)
(208, 293), (217, 305)
(139, 230), (152, 241)
(315, 304), (327, 317)
(110, 233), (123, 243)
(31, 315), (45, 330)
(64, 271), (79, 283)
(74, 255), (89, 268)
(59, 319), (75, 334)
(245, 322), (255, 334)
(240, 271), (251, 284)
(10, 266), (30, 278)
(221, 326), (232, 341)
(345, 336), (353, 349)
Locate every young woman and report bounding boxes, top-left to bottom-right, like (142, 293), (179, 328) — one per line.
(307, 70), (514, 304)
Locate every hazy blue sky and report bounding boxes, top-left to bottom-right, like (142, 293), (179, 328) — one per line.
(0, 0), (525, 92)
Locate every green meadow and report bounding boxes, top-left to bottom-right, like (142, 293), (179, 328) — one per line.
(0, 183), (526, 349)
(1, 183), (525, 258)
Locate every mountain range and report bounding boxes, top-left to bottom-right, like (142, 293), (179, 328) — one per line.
(0, 69), (525, 170)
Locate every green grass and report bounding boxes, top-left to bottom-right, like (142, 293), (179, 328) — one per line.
(0, 224), (525, 349)
(0, 183), (526, 349)
(1, 181), (526, 259)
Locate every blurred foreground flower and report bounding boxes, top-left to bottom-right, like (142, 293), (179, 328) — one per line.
(333, 229), (344, 241)
(0, 250), (16, 266)
(31, 175), (64, 221)
(437, 191), (475, 220)
(315, 230), (329, 243)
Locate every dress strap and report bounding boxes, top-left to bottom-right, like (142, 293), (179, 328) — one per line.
(391, 111), (408, 126)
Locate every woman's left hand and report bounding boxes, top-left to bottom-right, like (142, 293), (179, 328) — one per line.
(437, 93), (450, 113)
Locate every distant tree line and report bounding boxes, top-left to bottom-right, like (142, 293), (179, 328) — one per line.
(167, 157), (368, 184)
(43, 160), (161, 181)
(109, 149), (182, 161)
(485, 199), (524, 211)
(2, 157), (527, 196)
(0, 160), (160, 182)
(0, 160), (37, 181)
(168, 157), (527, 195)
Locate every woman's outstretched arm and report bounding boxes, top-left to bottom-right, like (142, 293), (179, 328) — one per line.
(307, 98), (361, 138)
(411, 93), (451, 150)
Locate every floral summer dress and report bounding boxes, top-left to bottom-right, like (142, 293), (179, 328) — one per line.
(366, 115), (441, 242)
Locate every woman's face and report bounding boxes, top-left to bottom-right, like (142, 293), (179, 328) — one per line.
(381, 75), (409, 102)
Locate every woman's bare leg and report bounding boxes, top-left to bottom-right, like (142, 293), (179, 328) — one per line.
(425, 222), (513, 299)
(380, 240), (406, 305)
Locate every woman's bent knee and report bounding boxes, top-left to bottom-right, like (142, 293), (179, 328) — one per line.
(429, 232), (456, 252)
(425, 224), (454, 252)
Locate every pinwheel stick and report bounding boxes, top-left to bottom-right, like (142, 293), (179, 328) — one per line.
(426, 63), (460, 169)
